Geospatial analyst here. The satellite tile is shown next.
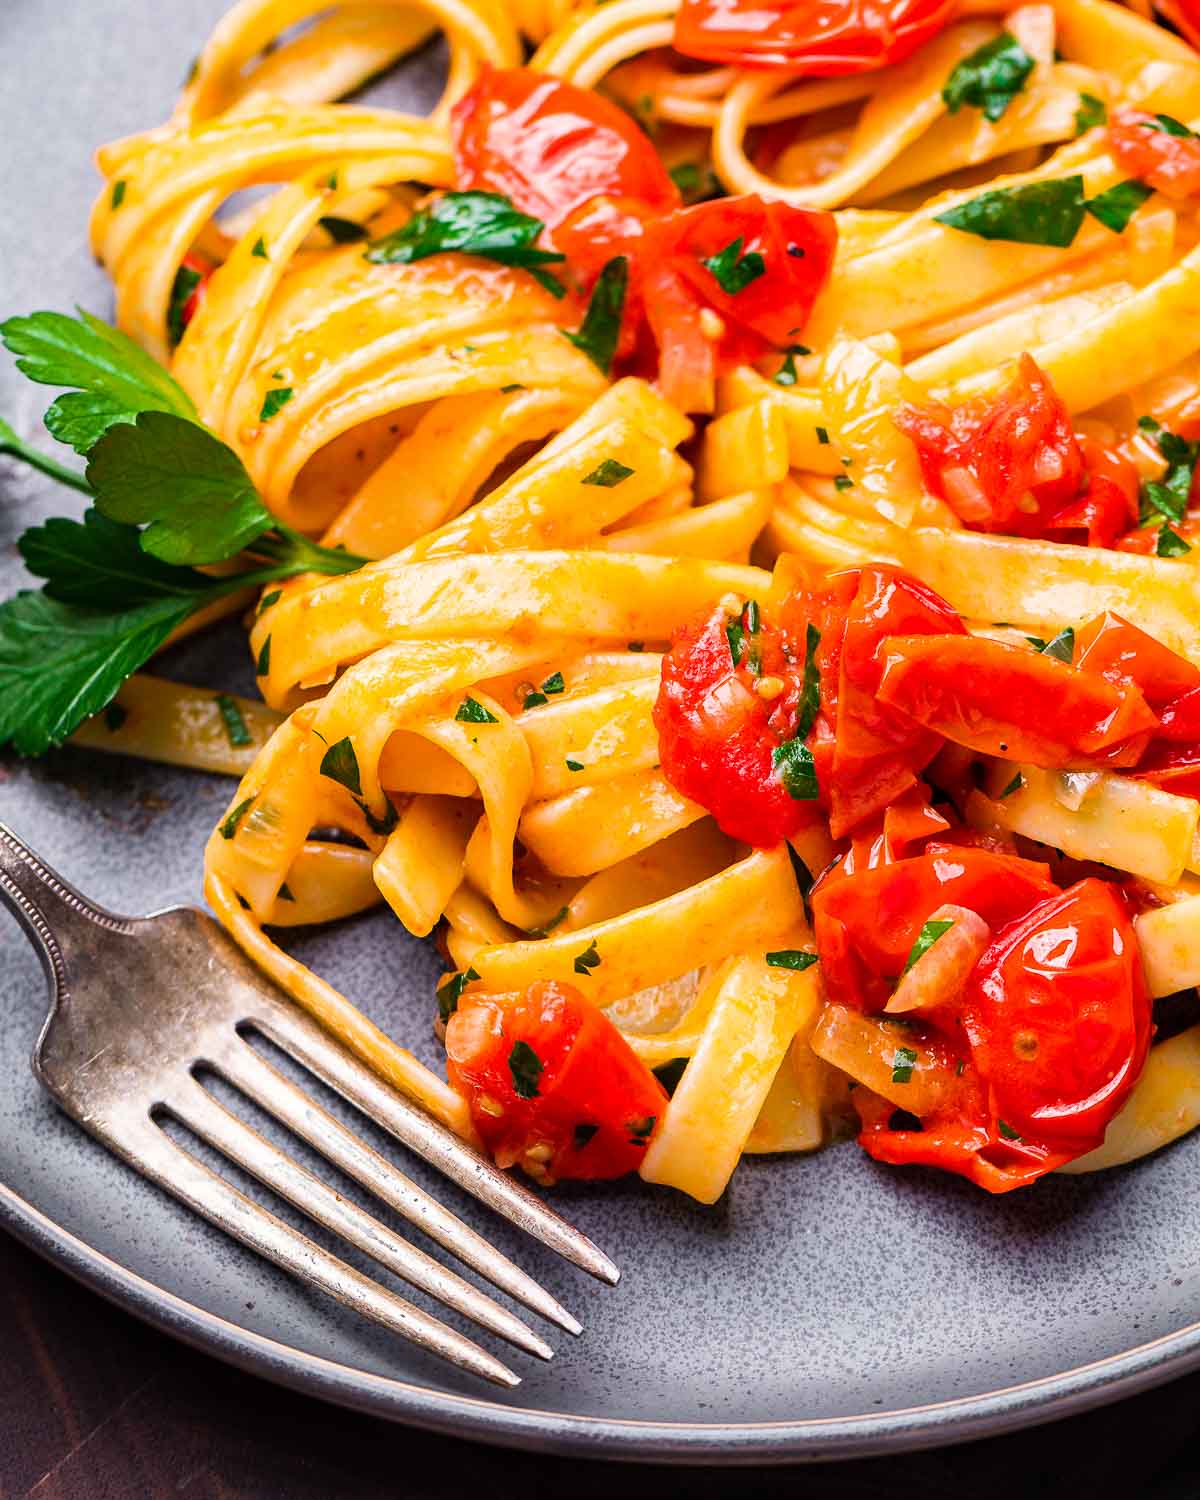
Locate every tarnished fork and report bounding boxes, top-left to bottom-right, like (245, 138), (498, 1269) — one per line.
(0, 824), (618, 1387)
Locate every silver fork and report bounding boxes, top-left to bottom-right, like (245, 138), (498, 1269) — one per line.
(0, 824), (618, 1388)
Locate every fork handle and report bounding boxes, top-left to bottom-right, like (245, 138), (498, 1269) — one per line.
(0, 824), (130, 992)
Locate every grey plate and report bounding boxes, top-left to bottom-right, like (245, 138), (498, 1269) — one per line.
(3, 0), (1200, 1466)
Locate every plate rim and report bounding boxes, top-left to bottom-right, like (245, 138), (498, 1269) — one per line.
(5, 1174), (1200, 1464)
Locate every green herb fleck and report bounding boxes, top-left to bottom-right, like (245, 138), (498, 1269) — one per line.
(216, 692), (252, 748)
(573, 938), (601, 975)
(1157, 523), (1192, 556)
(1074, 92), (1107, 135)
(999, 771), (1024, 798)
(526, 906), (569, 938)
(998, 1118), (1023, 1140)
(891, 1045), (919, 1085)
(320, 736), (362, 795)
(259, 387), (293, 423)
(816, 426), (830, 445)
(1085, 179), (1154, 234)
(566, 756), (584, 771)
(437, 966), (480, 1023)
(582, 458), (634, 487)
(765, 949), (819, 971)
(455, 696), (498, 724)
(701, 235), (766, 296)
(834, 473), (854, 491)
(508, 1040), (543, 1099)
(166, 264), (204, 347)
(255, 635), (271, 676)
(219, 795), (254, 840)
(934, 176), (1086, 248)
(110, 180), (127, 210)
(903, 918), (954, 973)
(773, 737), (819, 800)
(1144, 113), (1196, 138)
(1040, 626), (1074, 663)
(942, 32), (1034, 123)
(251, 237), (268, 260)
(562, 256), (627, 374)
(259, 589), (281, 612)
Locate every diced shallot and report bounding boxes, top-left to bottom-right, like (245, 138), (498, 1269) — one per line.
(885, 903), (991, 1015)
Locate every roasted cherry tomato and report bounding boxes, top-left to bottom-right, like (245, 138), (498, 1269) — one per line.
(450, 67), (678, 233)
(1073, 611), (1200, 707)
(655, 593), (823, 846)
(1108, 106), (1200, 199)
(674, 0), (958, 74)
(812, 845), (1058, 1011)
(1046, 436), (1140, 549)
(445, 980), (667, 1182)
(964, 879), (1151, 1153)
(1130, 741), (1200, 797)
(875, 634), (1160, 766)
(895, 355), (1083, 533)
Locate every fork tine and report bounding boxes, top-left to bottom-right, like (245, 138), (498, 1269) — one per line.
(250, 1001), (621, 1286)
(212, 1033), (582, 1336)
(168, 1075), (553, 1363)
(124, 1114), (522, 1387)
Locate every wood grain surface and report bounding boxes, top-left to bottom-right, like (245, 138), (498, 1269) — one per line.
(2, 1229), (1199, 1500)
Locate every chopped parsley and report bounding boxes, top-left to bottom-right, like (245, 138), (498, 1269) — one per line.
(701, 235), (766, 295)
(508, 1039), (544, 1099)
(1143, 113), (1196, 137)
(582, 458), (634, 487)
(455, 696), (499, 724)
(773, 737), (819, 800)
(563, 255), (627, 374)
(1040, 626), (1075, 663)
(834, 473), (854, 491)
(891, 1045), (919, 1085)
(998, 1118), (1023, 1141)
(795, 622), (821, 739)
(437, 966), (479, 1022)
(1074, 92), (1107, 136)
(1085, 178), (1154, 234)
(216, 692), (252, 748)
(565, 756), (584, 771)
(999, 771), (1024, 798)
(1138, 418), (1198, 525)
(259, 387), (293, 422)
(573, 939), (601, 975)
(319, 735), (363, 795)
(219, 796), (254, 840)
(942, 32), (1034, 123)
(1157, 524), (1192, 556)
(166, 263), (203, 347)
(251, 237), (268, 260)
(764, 949), (819, 970)
(774, 345), (809, 386)
(110, 180), (127, 210)
(525, 905), (569, 938)
(255, 635), (271, 676)
(934, 176), (1086, 248)
(816, 426), (830, 445)
(903, 917), (954, 973)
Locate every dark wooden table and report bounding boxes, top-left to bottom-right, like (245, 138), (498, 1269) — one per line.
(3, 1230), (1199, 1500)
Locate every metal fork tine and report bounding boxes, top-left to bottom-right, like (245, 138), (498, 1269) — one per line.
(213, 1034), (582, 1336)
(125, 1114), (521, 1387)
(167, 1075), (553, 1362)
(251, 1002), (621, 1286)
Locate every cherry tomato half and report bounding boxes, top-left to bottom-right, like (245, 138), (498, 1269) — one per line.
(1109, 106), (1200, 199)
(450, 66), (678, 233)
(445, 980), (667, 1182)
(674, 0), (959, 75)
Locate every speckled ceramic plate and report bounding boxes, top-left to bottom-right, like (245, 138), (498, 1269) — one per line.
(4, 0), (1200, 1465)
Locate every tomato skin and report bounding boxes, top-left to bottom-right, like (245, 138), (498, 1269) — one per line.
(964, 880), (1151, 1152)
(1074, 612), (1200, 707)
(1130, 742), (1200, 797)
(445, 981), (668, 1182)
(1046, 438), (1140, 549)
(875, 634), (1160, 767)
(450, 67), (678, 233)
(674, 0), (958, 75)
(655, 599), (819, 847)
(1108, 107), (1200, 199)
(812, 846), (1058, 1010)
(894, 355), (1083, 533)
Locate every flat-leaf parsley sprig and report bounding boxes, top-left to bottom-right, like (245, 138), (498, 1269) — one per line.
(0, 308), (368, 754)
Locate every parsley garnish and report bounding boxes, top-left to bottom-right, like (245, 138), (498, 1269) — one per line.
(525, 905), (568, 938)
(573, 939), (601, 975)
(1139, 418), (1198, 525)
(701, 235), (765, 295)
(251, 237), (268, 260)
(942, 32), (1034, 122)
(319, 216), (365, 244)
(455, 696), (498, 724)
(934, 176), (1086, 247)
(795, 622), (821, 738)
(110, 180), (127, 210)
(1085, 179), (1154, 234)
(255, 635), (271, 676)
(903, 918), (954, 972)
(508, 1040), (544, 1099)
(541, 670), (565, 695)
(219, 796), (254, 840)
(1157, 524), (1192, 556)
(1144, 113), (1196, 137)
(565, 756), (584, 771)
(365, 191), (565, 298)
(1074, 93), (1107, 135)
(1040, 626), (1074, 663)
(582, 458), (634, 487)
(998, 1118), (1023, 1141)
(216, 693), (252, 748)
(563, 256), (627, 374)
(319, 736), (362, 795)
(999, 771), (1024, 798)
(765, 949), (819, 970)
(816, 426), (830, 445)
(166, 264), (203, 348)
(668, 160), (720, 203)
(259, 588), (281, 612)
(437, 966), (479, 1023)
(787, 844), (814, 902)
(774, 345), (809, 386)
(891, 1045), (919, 1084)
(773, 737), (819, 800)
(834, 473), (854, 491)
(259, 387), (293, 423)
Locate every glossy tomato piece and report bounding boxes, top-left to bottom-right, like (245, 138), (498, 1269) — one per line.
(1156, 683), (1200, 741)
(655, 596), (822, 846)
(445, 980), (667, 1182)
(647, 194), (837, 350)
(450, 67), (679, 233)
(894, 354), (1083, 533)
(674, 0), (958, 74)
(1108, 107), (1200, 199)
(1129, 741), (1200, 797)
(1045, 437), (1139, 548)
(875, 634), (1160, 766)
(964, 879), (1151, 1152)
(1074, 612), (1200, 707)
(811, 846), (1058, 1010)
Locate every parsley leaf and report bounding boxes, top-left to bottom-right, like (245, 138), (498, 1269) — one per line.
(942, 33), (1034, 123)
(934, 176), (1086, 247)
(1085, 179), (1154, 234)
(903, 918), (954, 973)
(216, 692), (252, 748)
(999, 771), (1024, 798)
(0, 415), (90, 494)
(18, 509), (222, 609)
(774, 346), (808, 386)
(573, 939), (601, 975)
(259, 387), (293, 423)
(541, 670), (565, 695)
(795, 622), (821, 739)
(219, 796), (255, 840)
(1040, 626), (1074, 663)
(998, 1118), (1023, 1140)
(508, 1039), (544, 1099)
(1157, 523), (1192, 556)
(565, 756), (584, 771)
(773, 737), (819, 800)
(582, 458), (634, 487)
(1140, 420), (1199, 525)
(765, 949), (819, 970)
(1074, 92), (1107, 136)
(166, 264), (203, 348)
(701, 235), (765, 295)
(668, 161), (720, 203)
(891, 1045), (919, 1084)
(0, 307), (199, 454)
(364, 192), (565, 288)
(437, 966), (479, 1023)
(1144, 113), (1196, 138)
(455, 696), (498, 724)
(319, 736), (362, 796)
(563, 256), (627, 374)
(525, 905), (568, 938)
